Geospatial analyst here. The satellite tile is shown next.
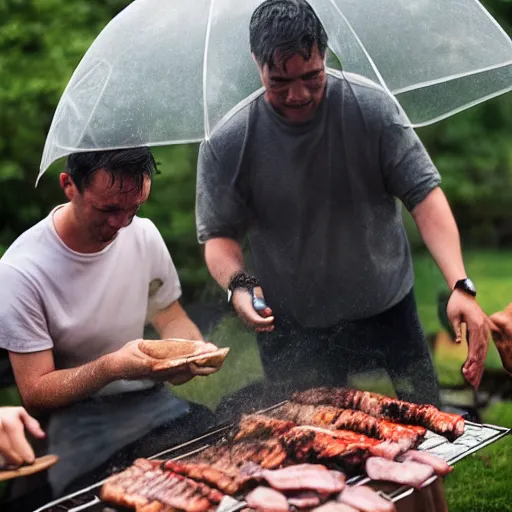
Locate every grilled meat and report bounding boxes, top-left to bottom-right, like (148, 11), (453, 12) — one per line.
(234, 415), (296, 442)
(338, 485), (397, 512)
(272, 403), (341, 427)
(365, 456), (435, 488)
(399, 450), (453, 476)
(192, 438), (289, 470)
(193, 438), (289, 470)
(292, 387), (464, 441)
(281, 427), (370, 471)
(290, 426), (404, 460)
(313, 503), (360, 512)
(163, 460), (247, 495)
(230, 438), (289, 469)
(287, 491), (323, 508)
(246, 463), (345, 493)
(272, 403), (425, 448)
(101, 458), (223, 512)
(235, 415), (405, 461)
(246, 486), (290, 512)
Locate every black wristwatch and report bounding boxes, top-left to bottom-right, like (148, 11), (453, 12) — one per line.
(227, 271), (260, 304)
(453, 278), (477, 297)
(227, 271), (269, 313)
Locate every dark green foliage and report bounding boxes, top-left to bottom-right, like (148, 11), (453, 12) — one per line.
(1, 0), (511, 300)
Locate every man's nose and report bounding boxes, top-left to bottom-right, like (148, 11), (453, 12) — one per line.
(107, 212), (132, 229)
(287, 81), (310, 103)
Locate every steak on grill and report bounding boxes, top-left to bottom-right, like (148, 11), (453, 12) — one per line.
(101, 458), (224, 512)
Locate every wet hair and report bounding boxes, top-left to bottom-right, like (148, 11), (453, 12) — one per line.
(65, 147), (158, 193)
(250, 0), (328, 70)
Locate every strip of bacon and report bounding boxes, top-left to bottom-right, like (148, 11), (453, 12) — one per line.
(313, 503), (360, 512)
(246, 486), (290, 512)
(365, 457), (435, 488)
(338, 485), (396, 512)
(246, 463), (345, 494)
(399, 450), (453, 476)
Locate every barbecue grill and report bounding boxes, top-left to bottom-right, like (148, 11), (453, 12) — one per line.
(33, 396), (510, 512)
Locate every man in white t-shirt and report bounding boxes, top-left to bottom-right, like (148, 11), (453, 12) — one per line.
(0, 147), (222, 502)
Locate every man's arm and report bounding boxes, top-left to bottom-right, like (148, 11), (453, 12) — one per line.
(204, 238), (274, 332)
(151, 300), (203, 341)
(204, 237), (245, 290)
(411, 187), (491, 387)
(9, 349), (117, 412)
(410, 187), (466, 288)
(9, 341), (194, 413)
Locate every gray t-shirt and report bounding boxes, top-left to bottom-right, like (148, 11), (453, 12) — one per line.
(197, 71), (441, 327)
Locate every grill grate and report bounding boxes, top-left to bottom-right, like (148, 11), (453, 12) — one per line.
(33, 405), (510, 512)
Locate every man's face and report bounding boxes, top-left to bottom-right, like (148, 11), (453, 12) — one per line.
(257, 44), (327, 123)
(65, 169), (151, 245)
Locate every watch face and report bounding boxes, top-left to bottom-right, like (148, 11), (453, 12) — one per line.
(456, 278), (476, 296)
(466, 278), (476, 293)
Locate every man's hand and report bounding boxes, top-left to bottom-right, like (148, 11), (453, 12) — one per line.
(446, 290), (491, 388)
(108, 340), (222, 385)
(489, 303), (512, 375)
(0, 407), (45, 468)
(232, 287), (274, 332)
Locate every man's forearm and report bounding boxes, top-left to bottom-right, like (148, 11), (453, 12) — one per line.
(159, 316), (204, 341)
(23, 355), (116, 412)
(204, 237), (246, 289)
(411, 187), (466, 289)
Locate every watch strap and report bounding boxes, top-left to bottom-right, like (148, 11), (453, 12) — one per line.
(227, 271), (260, 303)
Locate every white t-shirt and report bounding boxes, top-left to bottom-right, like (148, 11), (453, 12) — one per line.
(0, 205), (181, 393)
(0, 206), (192, 493)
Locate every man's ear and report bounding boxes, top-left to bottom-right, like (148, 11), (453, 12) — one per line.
(59, 173), (78, 201)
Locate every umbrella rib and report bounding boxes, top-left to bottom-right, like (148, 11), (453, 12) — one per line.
(410, 84), (512, 128)
(392, 59), (512, 95)
(55, 137), (205, 153)
(202, 0), (216, 138)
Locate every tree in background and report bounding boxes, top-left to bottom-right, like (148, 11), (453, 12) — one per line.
(1, 0), (511, 300)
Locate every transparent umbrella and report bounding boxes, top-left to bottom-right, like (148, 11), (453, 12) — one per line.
(37, 0), (512, 182)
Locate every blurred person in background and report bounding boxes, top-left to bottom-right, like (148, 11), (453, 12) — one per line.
(490, 303), (512, 375)
(0, 147), (222, 506)
(196, 0), (492, 411)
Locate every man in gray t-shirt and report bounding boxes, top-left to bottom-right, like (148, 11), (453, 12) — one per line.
(196, 0), (491, 403)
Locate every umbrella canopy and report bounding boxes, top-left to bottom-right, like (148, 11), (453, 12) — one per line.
(38, 0), (512, 182)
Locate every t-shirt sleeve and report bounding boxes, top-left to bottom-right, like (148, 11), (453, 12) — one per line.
(0, 263), (53, 353)
(144, 221), (182, 312)
(196, 140), (250, 244)
(379, 96), (441, 211)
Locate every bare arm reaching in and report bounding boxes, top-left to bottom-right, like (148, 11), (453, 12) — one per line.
(412, 187), (492, 388)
